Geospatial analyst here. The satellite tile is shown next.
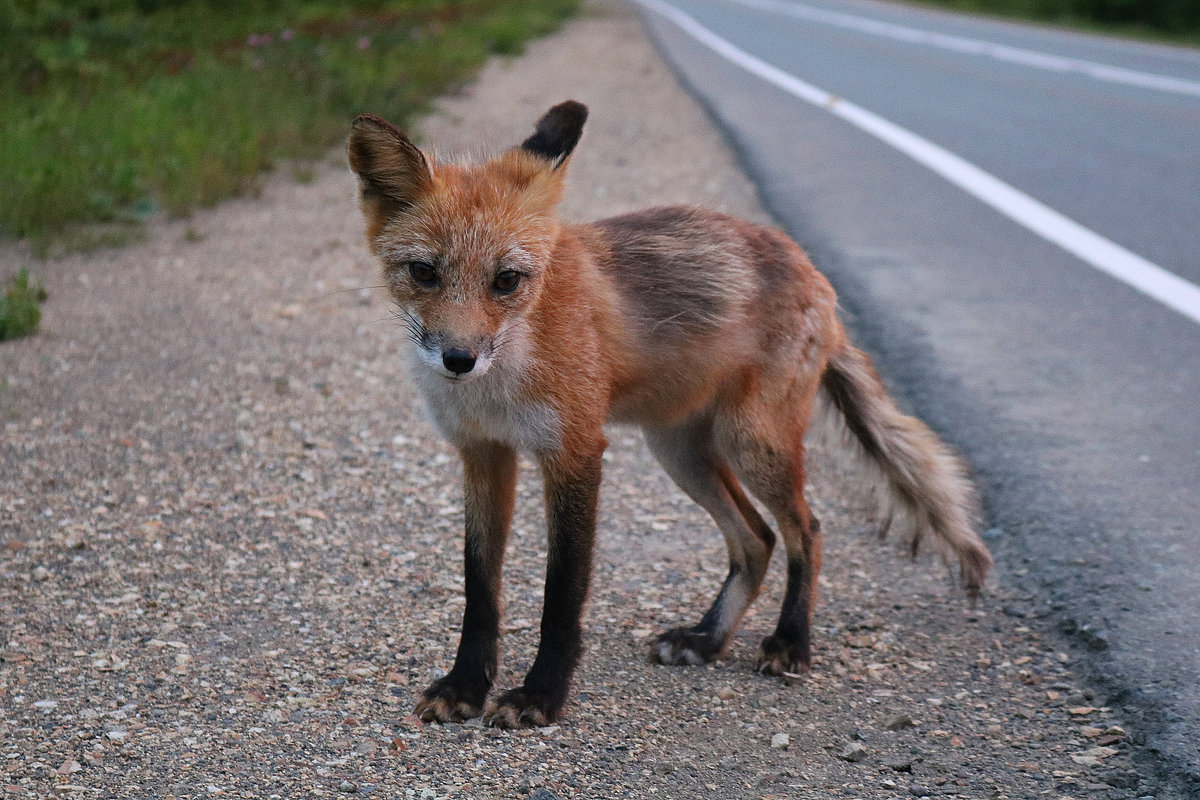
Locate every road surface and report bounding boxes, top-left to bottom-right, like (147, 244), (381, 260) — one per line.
(636, 0), (1200, 794)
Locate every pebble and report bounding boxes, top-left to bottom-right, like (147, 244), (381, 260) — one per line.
(770, 733), (790, 750)
(839, 741), (868, 762)
(884, 714), (915, 731)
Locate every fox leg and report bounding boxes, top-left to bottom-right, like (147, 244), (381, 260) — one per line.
(645, 419), (775, 666)
(718, 392), (824, 676)
(415, 442), (516, 722)
(485, 447), (603, 728)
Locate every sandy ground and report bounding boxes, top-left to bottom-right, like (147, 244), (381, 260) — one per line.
(0, 1), (1156, 798)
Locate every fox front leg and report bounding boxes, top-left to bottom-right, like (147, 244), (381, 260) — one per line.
(414, 442), (517, 722)
(485, 450), (602, 728)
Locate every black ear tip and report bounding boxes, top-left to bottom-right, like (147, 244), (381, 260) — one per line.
(548, 100), (588, 128)
(521, 100), (589, 166)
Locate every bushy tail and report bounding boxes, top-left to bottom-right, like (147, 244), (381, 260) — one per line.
(819, 342), (992, 598)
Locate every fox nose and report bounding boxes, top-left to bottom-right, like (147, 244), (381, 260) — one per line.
(442, 348), (477, 375)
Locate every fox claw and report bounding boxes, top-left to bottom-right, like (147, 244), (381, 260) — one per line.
(651, 627), (723, 666)
(414, 676), (488, 723)
(484, 687), (560, 729)
(755, 634), (810, 677)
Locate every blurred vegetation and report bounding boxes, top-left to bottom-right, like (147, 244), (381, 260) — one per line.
(915, 0), (1200, 41)
(0, 0), (579, 255)
(0, 270), (48, 341)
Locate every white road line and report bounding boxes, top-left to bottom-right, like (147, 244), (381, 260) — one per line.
(638, 0), (1200, 327)
(726, 0), (1200, 98)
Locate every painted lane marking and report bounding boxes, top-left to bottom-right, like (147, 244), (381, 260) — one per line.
(638, 0), (1200, 327)
(725, 0), (1200, 98)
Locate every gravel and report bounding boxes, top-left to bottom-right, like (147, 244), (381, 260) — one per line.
(0, 0), (1157, 797)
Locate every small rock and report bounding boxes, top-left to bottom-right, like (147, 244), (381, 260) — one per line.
(1070, 745), (1119, 766)
(338, 779), (358, 793)
(716, 686), (736, 701)
(839, 741), (868, 762)
(1101, 770), (1139, 789)
(770, 733), (790, 750)
(884, 714), (915, 731)
(56, 759), (82, 775)
(909, 784), (932, 797)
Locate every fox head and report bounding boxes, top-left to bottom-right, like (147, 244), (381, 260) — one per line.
(348, 101), (588, 383)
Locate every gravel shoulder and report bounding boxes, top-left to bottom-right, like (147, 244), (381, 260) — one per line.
(0, 1), (1154, 797)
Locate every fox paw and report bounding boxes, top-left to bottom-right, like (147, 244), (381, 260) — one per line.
(755, 634), (810, 677)
(651, 627), (723, 666)
(413, 676), (487, 723)
(483, 686), (562, 729)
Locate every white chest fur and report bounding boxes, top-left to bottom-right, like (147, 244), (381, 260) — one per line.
(408, 351), (562, 454)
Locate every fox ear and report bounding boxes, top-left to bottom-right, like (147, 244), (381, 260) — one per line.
(520, 100), (588, 169)
(347, 114), (432, 214)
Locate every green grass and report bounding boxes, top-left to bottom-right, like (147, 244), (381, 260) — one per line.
(907, 0), (1200, 45)
(0, 0), (580, 255)
(0, 270), (48, 341)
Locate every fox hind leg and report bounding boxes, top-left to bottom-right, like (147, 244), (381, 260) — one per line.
(644, 418), (775, 666)
(716, 402), (823, 676)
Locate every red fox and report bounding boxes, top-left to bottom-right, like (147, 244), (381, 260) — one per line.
(347, 101), (992, 728)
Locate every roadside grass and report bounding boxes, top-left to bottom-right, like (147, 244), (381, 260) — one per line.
(909, 0), (1200, 46)
(0, 0), (579, 256)
(0, 270), (48, 342)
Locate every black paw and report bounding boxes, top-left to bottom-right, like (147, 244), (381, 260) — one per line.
(413, 675), (489, 723)
(651, 627), (724, 666)
(483, 686), (563, 729)
(755, 634), (810, 677)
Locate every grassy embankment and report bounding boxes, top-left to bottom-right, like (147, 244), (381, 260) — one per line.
(0, 0), (579, 259)
(912, 0), (1200, 44)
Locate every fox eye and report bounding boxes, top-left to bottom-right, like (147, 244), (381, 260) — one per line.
(493, 270), (521, 293)
(408, 261), (437, 286)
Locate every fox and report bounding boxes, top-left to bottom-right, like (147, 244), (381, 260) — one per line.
(346, 100), (992, 729)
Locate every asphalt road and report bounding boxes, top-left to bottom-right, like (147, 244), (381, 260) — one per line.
(636, 0), (1200, 794)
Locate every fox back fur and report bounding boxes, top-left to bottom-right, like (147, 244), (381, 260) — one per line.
(347, 100), (992, 728)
